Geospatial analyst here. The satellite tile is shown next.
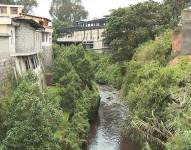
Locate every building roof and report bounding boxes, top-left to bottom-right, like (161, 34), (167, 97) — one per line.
(13, 18), (45, 30)
(20, 13), (51, 22)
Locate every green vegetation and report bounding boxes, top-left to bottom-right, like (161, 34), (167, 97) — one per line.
(93, 30), (191, 149)
(133, 31), (172, 65)
(50, 0), (88, 36)
(91, 1), (191, 148)
(164, 0), (191, 26)
(0, 45), (100, 150)
(1, 0), (191, 149)
(0, 72), (63, 149)
(52, 45), (100, 149)
(105, 0), (171, 62)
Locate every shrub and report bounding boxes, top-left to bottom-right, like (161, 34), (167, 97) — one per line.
(133, 31), (172, 66)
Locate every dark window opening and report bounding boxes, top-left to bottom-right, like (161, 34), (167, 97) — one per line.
(0, 6), (7, 14)
(42, 33), (45, 42)
(10, 7), (18, 14)
(31, 57), (36, 69)
(24, 58), (30, 70)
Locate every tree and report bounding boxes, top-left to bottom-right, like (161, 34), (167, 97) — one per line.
(2, 72), (62, 149)
(49, 0), (88, 30)
(105, 0), (171, 62)
(53, 45), (95, 113)
(164, 0), (191, 25)
(15, 0), (38, 13)
(0, 0), (14, 4)
(0, 0), (38, 13)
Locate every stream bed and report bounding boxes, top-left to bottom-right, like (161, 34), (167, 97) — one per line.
(87, 85), (140, 150)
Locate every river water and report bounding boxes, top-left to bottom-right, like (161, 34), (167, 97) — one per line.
(87, 85), (140, 150)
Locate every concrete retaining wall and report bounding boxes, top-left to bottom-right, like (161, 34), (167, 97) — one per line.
(0, 59), (15, 81)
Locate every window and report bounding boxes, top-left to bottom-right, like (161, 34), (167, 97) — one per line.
(97, 29), (100, 40)
(24, 58), (30, 70)
(0, 6), (7, 14)
(42, 33), (45, 42)
(10, 7), (18, 14)
(30, 57), (36, 69)
(34, 55), (39, 67)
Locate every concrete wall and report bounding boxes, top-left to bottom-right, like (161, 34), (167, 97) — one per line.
(181, 22), (191, 55)
(41, 46), (53, 71)
(58, 28), (110, 51)
(0, 37), (10, 60)
(14, 55), (44, 86)
(15, 22), (42, 54)
(42, 31), (53, 72)
(63, 28), (105, 42)
(0, 24), (8, 33)
(0, 59), (15, 81)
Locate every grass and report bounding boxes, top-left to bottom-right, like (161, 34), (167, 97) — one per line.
(47, 86), (61, 95)
(54, 112), (69, 139)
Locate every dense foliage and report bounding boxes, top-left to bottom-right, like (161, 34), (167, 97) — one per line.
(0, 45), (100, 150)
(105, 0), (171, 62)
(121, 59), (191, 149)
(52, 45), (100, 149)
(133, 31), (172, 65)
(50, 0), (88, 34)
(164, 0), (191, 26)
(0, 72), (62, 149)
(93, 27), (191, 148)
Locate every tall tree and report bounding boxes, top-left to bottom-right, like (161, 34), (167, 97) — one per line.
(0, 0), (38, 13)
(105, 0), (171, 62)
(49, 0), (88, 28)
(15, 0), (38, 13)
(0, 0), (14, 4)
(164, 0), (191, 22)
(2, 72), (62, 149)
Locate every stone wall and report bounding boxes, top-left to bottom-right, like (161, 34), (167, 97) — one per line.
(0, 59), (15, 82)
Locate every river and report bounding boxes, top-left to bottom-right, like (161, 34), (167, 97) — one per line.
(87, 85), (140, 150)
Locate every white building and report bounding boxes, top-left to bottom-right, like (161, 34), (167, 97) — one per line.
(0, 4), (53, 84)
(57, 18), (111, 53)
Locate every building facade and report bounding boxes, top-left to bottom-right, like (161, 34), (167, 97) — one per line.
(0, 4), (53, 84)
(15, 14), (53, 71)
(57, 18), (111, 53)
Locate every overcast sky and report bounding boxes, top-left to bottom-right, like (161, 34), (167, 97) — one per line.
(33, 0), (162, 20)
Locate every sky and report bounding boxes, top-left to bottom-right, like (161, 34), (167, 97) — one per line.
(33, 0), (162, 20)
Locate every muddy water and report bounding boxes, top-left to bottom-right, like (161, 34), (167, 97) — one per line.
(87, 86), (140, 150)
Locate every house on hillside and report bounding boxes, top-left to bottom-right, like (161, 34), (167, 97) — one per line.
(14, 14), (53, 72)
(57, 18), (111, 53)
(0, 4), (53, 84)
